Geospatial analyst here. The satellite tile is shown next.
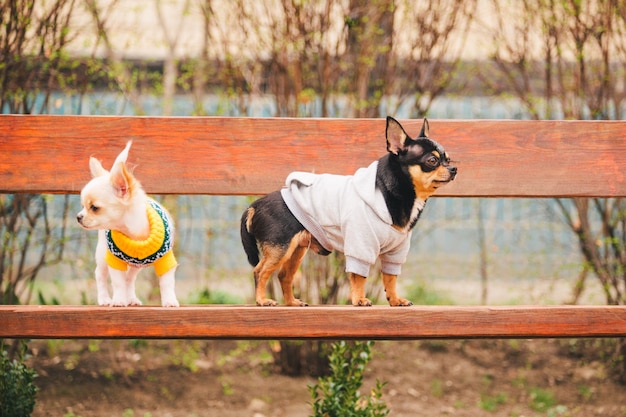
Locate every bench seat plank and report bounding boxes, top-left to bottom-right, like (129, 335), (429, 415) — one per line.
(1, 305), (624, 340)
(1, 115), (626, 197)
(2, 115), (625, 341)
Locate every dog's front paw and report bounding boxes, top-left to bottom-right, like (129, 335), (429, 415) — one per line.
(161, 298), (180, 307)
(128, 297), (143, 307)
(98, 296), (113, 307)
(353, 297), (373, 307)
(110, 294), (131, 307)
(256, 298), (278, 307)
(286, 298), (308, 307)
(388, 298), (413, 307)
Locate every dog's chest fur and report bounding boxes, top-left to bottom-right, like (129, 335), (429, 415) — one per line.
(405, 198), (426, 231)
(376, 154), (427, 232)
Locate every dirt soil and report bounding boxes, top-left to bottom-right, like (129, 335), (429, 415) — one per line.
(26, 337), (626, 417)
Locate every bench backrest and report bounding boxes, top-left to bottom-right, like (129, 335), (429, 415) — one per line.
(2, 115), (626, 197)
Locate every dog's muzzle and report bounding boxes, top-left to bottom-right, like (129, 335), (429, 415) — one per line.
(448, 166), (457, 181)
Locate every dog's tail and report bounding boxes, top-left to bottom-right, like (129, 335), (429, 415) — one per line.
(240, 207), (260, 266)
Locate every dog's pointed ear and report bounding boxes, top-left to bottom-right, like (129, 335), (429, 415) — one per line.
(109, 141), (135, 200)
(418, 118), (430, 138)
(89, 157), (107, 177)
(386, 116), (409, 155)
(110, 162), (134, 200)
(113, 141), (132, 166)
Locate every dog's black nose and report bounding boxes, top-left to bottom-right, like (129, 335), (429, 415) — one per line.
(449, 166), (457, 177)
(76, 214), (83, 223)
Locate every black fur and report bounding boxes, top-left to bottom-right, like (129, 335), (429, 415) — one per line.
(241, 191), (306, 266)
(240, 117), (456, 307)
(376, 153), (418, 229)
(377, 117), (455, 230)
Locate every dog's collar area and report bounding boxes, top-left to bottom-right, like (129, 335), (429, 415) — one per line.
(105, 199), (174, 267)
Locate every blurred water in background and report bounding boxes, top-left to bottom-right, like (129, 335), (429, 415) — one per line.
(33, 92), (590, 305)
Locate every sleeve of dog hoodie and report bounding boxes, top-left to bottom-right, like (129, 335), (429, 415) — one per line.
(318, 162), (411, 277)
(341, 197), (412, 277)
(346, 161), (412, 277)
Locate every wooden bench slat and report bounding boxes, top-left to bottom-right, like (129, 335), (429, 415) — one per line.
(2, 115), (625, 341)
(1, 115), (626, 197)
(1, 305), (624, 340)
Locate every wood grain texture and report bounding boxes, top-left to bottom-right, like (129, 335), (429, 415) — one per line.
(2, 116), (626, 341)
(1, 115), (625, 197)
(1, 305), (625, 340)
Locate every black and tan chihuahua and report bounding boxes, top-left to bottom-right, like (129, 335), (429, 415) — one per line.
(241, 117), (457, 307)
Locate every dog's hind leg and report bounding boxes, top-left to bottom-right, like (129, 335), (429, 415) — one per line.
(278, 245), (308, 307)
(254, 244), (288, 306)
(349, 273), (372, 306)
(382, 273), (413, 306)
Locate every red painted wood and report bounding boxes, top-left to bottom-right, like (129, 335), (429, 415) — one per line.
(1, 305), (624, 340)
(1, 115), (625, 197)
(2, 116), (625, 341)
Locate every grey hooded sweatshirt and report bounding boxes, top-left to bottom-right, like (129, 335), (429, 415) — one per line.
(280, 161), (424, 277)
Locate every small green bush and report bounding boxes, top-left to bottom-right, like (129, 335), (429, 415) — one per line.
(309, 340), (390, 417)
(0, 349), (38, 417)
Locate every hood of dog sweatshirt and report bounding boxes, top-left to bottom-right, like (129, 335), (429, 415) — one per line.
(280, 161), (413, 277)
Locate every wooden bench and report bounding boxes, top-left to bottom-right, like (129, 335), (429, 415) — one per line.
(1, 115), (625, 340)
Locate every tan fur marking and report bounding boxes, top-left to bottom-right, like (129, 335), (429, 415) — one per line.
(245, 207), (255, 232)
(277, 246), (308, 306)
(349, 273), (371, 306)
(254, 231), (310, 306)
(409, 164), (454, 201)
(382, 273), (412, 306)
(253, 245), (285, 306)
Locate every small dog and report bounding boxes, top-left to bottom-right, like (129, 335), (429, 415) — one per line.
(241, 117), (456, 307)
(77, 142), (179, 307)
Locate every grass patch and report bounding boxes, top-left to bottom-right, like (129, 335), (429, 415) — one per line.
(478, 392), (507, 412)
(528, 387), (557, 412)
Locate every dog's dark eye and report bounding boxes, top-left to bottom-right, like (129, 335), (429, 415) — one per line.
(426, 155), (439, 167)
(90, 205), (99, 213)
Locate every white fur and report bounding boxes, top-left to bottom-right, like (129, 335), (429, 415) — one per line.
(77, 141), (179, 307)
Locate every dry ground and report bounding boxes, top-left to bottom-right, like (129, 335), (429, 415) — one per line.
(27, 337), (626, 417)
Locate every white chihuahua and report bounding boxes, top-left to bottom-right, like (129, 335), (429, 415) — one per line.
(77, 141), (179, 307)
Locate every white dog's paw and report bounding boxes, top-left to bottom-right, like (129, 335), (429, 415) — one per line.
(98, 296), (113, 306)
(161, 297), (180, 308)
(111, 301), (128, 307)
(110, 296), (130, 307)
(128, 297), (143, 306)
